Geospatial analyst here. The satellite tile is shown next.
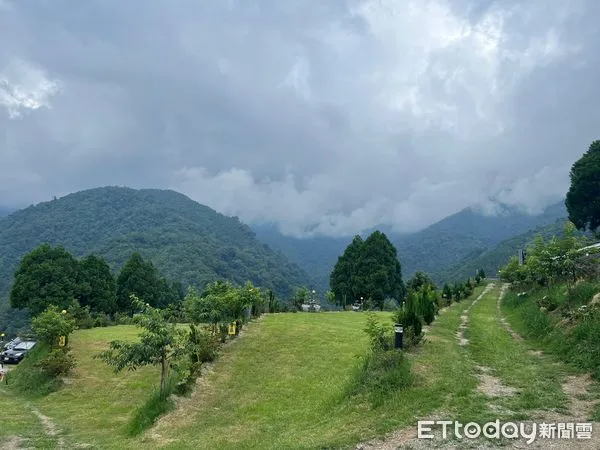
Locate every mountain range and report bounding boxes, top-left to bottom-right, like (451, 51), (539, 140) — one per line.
(0, 187), (572, 323)
(0, 187), (312, 319)
(254, 201), (569, 290)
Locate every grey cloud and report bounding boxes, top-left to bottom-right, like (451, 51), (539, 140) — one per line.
(0, 0), (599, 235)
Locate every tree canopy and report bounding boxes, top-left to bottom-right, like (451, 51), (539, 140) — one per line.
(10, 244), (183, 318)
(10, 244), (81, 316)
(78, 254), (117, 314)
(116, 253), (165, 312)
(330, 231), (406, 309)
(566, 140), (600, 235)
(0, 186), (312, 320)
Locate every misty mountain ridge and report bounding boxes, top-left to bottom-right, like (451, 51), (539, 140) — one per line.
(0, 189), (568, 301)
(253, 200), (568, 292)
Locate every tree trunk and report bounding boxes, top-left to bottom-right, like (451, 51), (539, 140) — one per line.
(160, 353), (168, 398)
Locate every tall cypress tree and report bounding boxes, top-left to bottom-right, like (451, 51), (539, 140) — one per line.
(330, 235), (364, 307)
(329, 231), (406, 309)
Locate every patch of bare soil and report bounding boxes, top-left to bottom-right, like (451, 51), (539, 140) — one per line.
(31, 408), (64, 448)
(508, 373), (600, 448)
(0, 436), (26, 450)
(475, 366), (517, 398)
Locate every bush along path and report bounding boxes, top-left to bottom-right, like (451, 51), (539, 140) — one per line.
(359, 282), (600, 449)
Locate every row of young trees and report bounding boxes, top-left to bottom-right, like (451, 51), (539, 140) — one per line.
(441, 269), (485, 303)
(29, 278), (271, 398)
(499, 222), (598, 293)
(99, 279), (274, 397)
(392, 270), (486, 347)
(9, 244), (184, 317)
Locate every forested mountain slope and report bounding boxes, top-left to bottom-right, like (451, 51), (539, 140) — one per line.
(0, 187), (311, 313)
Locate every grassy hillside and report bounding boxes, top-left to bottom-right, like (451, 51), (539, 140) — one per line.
(3, 283), (597, 448)
(0, 187), (311, 314)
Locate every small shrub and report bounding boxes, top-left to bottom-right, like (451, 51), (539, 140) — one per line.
(346, 347), (412, 407)
(31, 306), (76, 347)
(393, 308), (422, 346)
(567, 282), (599, 308)
(188, 325), (220, 364)
(68, 301), (95, 329)
(93, 313), (110, 328)
(382, 298), (398, 311)
(421, 299), (435, 325)
(364, 314), (393, 350)
(536, 295), (559, 312)
(114, 312), (133, 325)
(36, 347), (76, 377)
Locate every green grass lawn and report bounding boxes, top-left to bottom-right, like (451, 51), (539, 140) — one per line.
(9, 326), (159, 449)
(134, 291), (492, 449)
(0, 285), (517, 449)
(0, 388), (58, 448)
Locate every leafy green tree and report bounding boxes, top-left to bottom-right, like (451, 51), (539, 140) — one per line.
(566, 140), (600, 236)
(293, 287), (309, 311)
(10, 244), (81, 316)
(406, 271), (436, 292)
(78, 254), (117, 314)
(355, 231), (406, 309)
(239, 281), (263, 317)
(184, 281), (252, 338)
(452, 282), (464, 301)
(499, 256), (527, 284)
(116, 253), (163, 312)
(31, 305), (77, 346)
(96, 294), (187, 398)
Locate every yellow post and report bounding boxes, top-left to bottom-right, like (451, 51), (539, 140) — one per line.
(228, 322), (236, 336)
(59, 336), (66, 347)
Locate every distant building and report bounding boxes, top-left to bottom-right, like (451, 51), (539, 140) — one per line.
(301, 302), (321, 312)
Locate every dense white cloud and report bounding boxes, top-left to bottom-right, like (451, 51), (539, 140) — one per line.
(0, 0), (598, 235)
(0, 60), (60, 119)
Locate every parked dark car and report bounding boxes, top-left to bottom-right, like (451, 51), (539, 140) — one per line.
(1, 340), (36, 364)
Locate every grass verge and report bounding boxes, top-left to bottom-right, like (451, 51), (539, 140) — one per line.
(502, 285), (600, 379)
(5, 343), (63, 398)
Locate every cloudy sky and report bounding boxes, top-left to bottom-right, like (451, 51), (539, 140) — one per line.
(1, 0), (598, 236)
